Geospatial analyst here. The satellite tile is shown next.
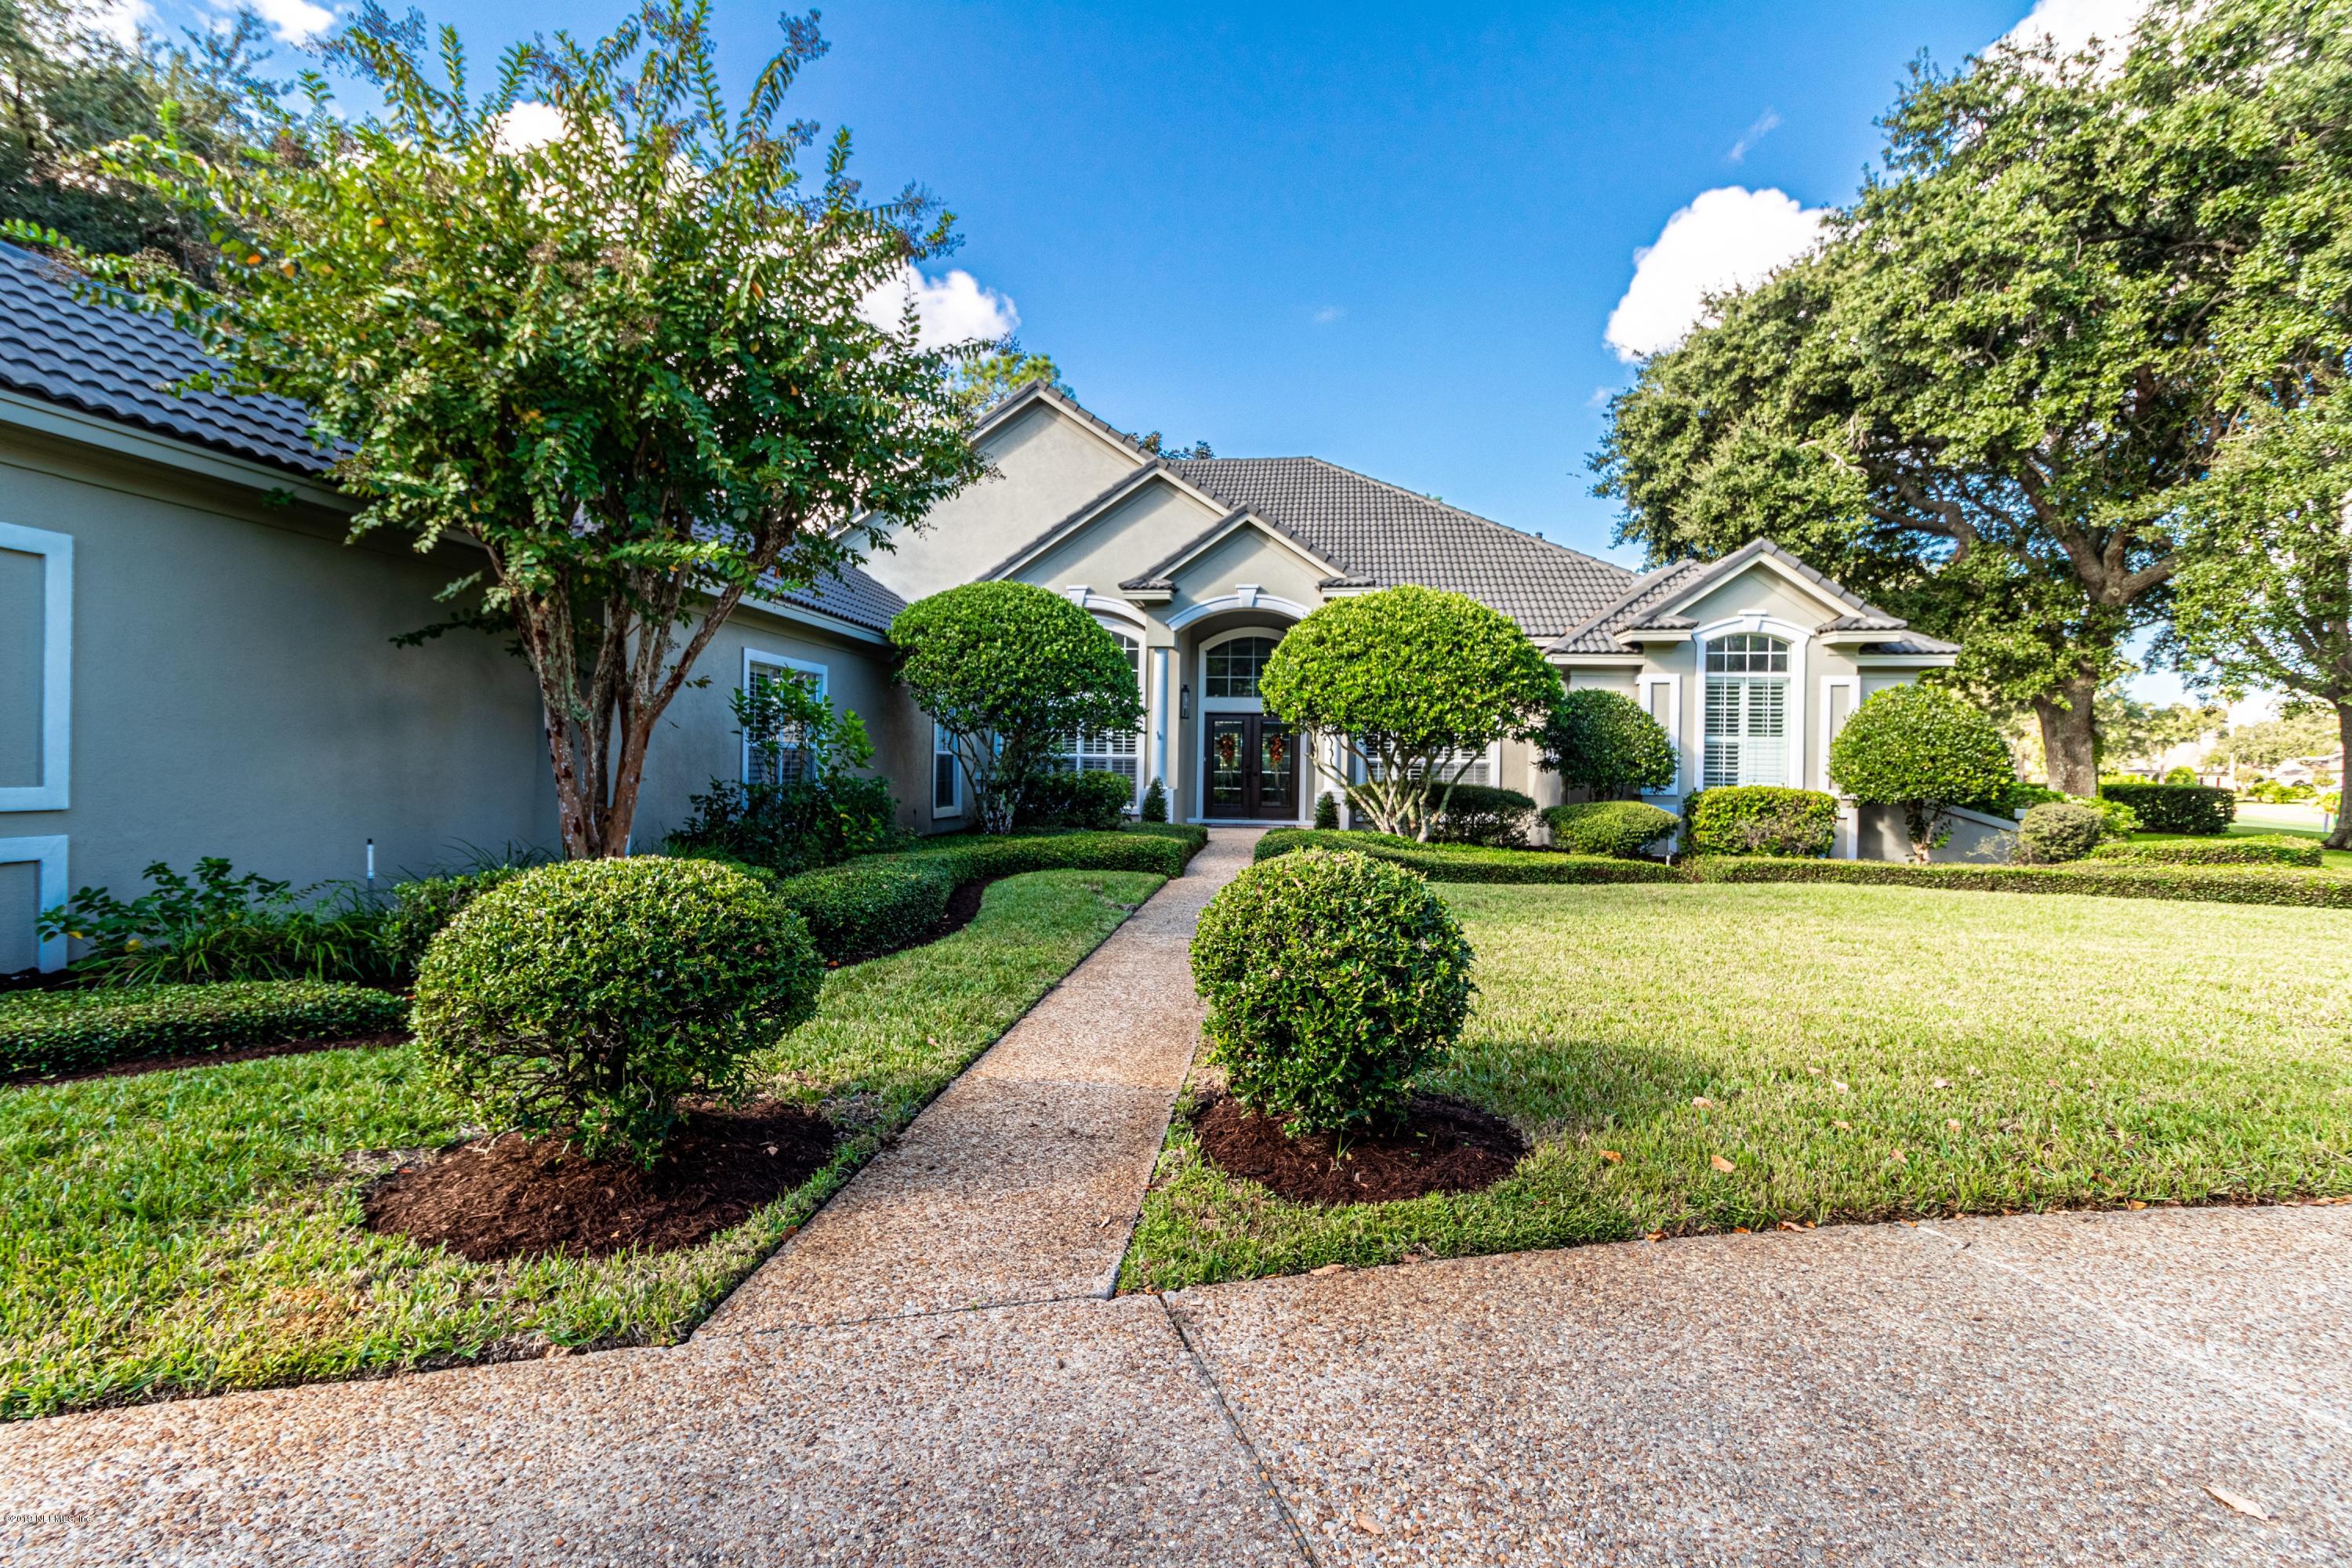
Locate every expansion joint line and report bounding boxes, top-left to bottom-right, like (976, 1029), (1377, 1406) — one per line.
(1156, 1296), (1326, 1567)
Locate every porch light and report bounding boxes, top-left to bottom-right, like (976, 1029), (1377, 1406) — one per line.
(1180, 682), (1192, 720)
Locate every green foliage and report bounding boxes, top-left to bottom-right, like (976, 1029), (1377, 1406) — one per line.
(1257, 586), (1559, 840)
(376, 867), (524, 981)
(24, 6), (986, 859)
(1828, 686), (2015, 860)
(768, 858), (954, 963)
(1544, 800), (1680, 858)
(1192, 851), (1474, 1133)
(2016, 803), (2106, 865)
(1017, 769), (1134, 832)
(0, 980), (407, 1075)
(1687, 855), (2352, 908)
(37, 858), (392, 986)
(2099, 782), (2235, 836)
(890, 583), (1144, 834)
(1255, 829), (1682, 885)
(666, 670), (896, 873)
(895, 827), (1195, 884)
(2216, 711), (2345, 772)
(1426, 784), (1539, 848)
(953, 344), (1069, 413)
(1540, 688), (1675, 798)
(1142, 777), (1169, 823)
(1682, 787), (1840, 858)
(411, 858), (822, 1165)
(2163, 765), (2199, 786)
(1313, 790), (1341, 830)
(2090, 834), (2323, 869)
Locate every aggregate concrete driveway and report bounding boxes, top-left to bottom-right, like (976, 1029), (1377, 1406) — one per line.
(6, 832), (2350, 1566)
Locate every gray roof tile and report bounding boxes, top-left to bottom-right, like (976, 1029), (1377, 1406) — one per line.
(1548, 539), (1944, 656)
(757, 564), (906, 634)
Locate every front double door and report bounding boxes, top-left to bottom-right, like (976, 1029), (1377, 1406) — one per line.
(1205, 713), (1300, 820)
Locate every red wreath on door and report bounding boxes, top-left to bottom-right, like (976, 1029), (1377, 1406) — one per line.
(1265, 735), (1287, 770)
(1215, 731), (1240, 769)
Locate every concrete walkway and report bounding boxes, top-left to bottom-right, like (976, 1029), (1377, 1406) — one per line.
(6, 831), (2352, 1564)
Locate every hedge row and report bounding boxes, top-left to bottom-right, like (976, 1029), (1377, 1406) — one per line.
(2089, 834), (2325, 869)
(1685, 855), (2352, 908)
(2098, 782), (2235, 836)
(1254, 829), (1682, 884)
(1, 981), (410, 1076)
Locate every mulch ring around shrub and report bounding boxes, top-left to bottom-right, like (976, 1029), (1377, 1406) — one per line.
(362, 1100), (837, 1262)
(5, 1030), (411, 1088)
(1192, 1090), (1527, 1206)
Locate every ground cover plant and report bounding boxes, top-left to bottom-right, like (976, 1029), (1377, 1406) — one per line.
(0, 869), (1161, 1419)
(1123, 880), (2352, 1289)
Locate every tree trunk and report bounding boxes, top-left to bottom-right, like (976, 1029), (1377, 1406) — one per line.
(2034, 671), (2101, 796)
(2328, 700), (2352, 853)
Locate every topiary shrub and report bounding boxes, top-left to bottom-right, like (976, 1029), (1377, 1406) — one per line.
(2088, 833), (2323, 869)
(2016, 802), (2105, 864)
(1191, 850), (1474, 1133)
(1141, 777), (1168, 823)
(1426, 783), (1539, 848)
(1683, 786), (1840, 858)
(1313, 790), (1341, 830)
(1540, 688), (1675, 798)
(2099, 781), (2235, 836)
(1828, 685), (2015, 862)
(1544, 800), (1680, 858)
(412, 858), (824, 1165)
(771, 857), (957, 962)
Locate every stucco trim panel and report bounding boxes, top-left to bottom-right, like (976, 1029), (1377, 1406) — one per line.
(0, 520), (71, 811)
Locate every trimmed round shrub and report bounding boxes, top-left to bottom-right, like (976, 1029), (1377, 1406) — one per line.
(1427, 783), (1539, 848)
(1313, 790), (1341, 830)
(1541, 688), (1675, 798)
(412, 857), (824, 1165)
(1684, 786), (1839, 858)
(2015, 802), (2105, 864)
(1191, 850), (1474, 1133)
(1828, 685), (2015, 861)
(1545, 800), (1680, 858)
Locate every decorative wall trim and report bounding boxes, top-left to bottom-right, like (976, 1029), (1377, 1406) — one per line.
(0, 521), (71, 812)
(1062, 586), (1151, 629)
(0, 834), (67, 971)
(1165, 588), (1314, 631)
(1637, 673), (1682, 797)
(1818, 674), (1860, 789)
(1693, 614), (1810, 790)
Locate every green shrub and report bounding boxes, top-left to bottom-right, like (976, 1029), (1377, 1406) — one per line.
(1255, 828), (1682, 884)
(1017, 768), (1134, 831)
(2005, 782), (2067, 815)
(1142, 777), (1168, 823)
(2089, 834), (2324, 869)
(376, 867), (524, 979)
(1828, 685), (2015, 860)
(771, 858), (957, 962)
(1191, 850), (1474, 1133)
(1683, 786), (1840, 858)
(1686, 855), (2352, 908)
(2162, 765), (2198, 786)
(38, 858), (393, 986)
(1427, 783), (1539, 848)
(1120, 822), (1210, 856)
(411, 858), (823, 1165)
(0, 981), (408, 1075)
(2015, 802), (2105, 864)
(896, 828), (1194, 884)
(1539, 688), (1675, 797)
(1313, 790), (1341, 830)
(1544, 800), (1679, 858)
(2100, 781), (2235, 835)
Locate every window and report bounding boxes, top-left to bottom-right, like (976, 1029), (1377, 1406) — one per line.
(1703, 634), (1789, 788)
(1361, 744), (1494, 787)
(932, 722), (962, 815)
(743, 657), (825, 786)
(1204, 635), (1277, 699)
(1051, 629), (1146, 799)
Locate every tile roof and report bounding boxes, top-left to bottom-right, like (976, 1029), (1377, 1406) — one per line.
(1549, 538), (1951, 657)
(1165, 457), (1634, 639)
(757, 564), (906, 634)
(0, 243), (332, 475)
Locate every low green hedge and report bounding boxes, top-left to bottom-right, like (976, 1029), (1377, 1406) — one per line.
(1543, 800), (1680, 858)
(1255, 829), (1682, 884)
(1, 981), (410, 1076)
(1686, 855), (2352, 908)
(895, 827), (1197, 884)
(2099, 782), (2234, 836)
(2089, 834), (2324, 869)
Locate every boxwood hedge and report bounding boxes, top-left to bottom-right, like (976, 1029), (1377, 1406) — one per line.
(1, 980), (409, 1076)
(2099, 782), (2235, 836)
(2088, 834), (2324, 869)
(1686, 855), (2352, 908)
(1255, 829), (1682, 884)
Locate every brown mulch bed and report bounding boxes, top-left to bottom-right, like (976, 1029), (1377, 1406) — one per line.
(5, 1030), (412, 1088)
(1192, 1090), (1527, 1206)
(362, 1100), (838, 1262)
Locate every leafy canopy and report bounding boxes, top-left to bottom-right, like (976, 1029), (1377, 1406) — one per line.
(889, 581), (1143, 834)
(1258, 586), (1559, 841)
(1828, 685), (2015, 861)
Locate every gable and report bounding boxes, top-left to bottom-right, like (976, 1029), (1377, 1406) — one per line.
(1011, 474), (1228, 590)
(1675, 560), (1852, 633)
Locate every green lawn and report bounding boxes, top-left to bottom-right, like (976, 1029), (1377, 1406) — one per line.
(1, 869), (1161, 1420)
(1122, 880), (2352, 1291)
(2131, 822), (2352, 872)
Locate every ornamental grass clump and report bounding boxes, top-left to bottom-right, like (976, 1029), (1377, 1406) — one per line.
(412, 858), (823, 1167)
(1190, 850), (1474, 1134)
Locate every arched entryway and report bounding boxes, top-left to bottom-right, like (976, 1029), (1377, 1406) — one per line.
(1196, 626), (1304, 822)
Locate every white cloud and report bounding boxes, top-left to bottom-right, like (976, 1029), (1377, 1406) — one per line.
(1999, 0), (2150, 64)
(493, 102), (567, 154)
(243, 0), (335, 43)
(1312, 305), (1345, 325)
(80, 0), (153, 46)
(858, 265), (1018, 350)
(1603, 186), (1828, 361)
(1726, 109), (1780, 164)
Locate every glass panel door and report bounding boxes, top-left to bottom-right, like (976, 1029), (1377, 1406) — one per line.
(1207, 717), (1249, 815)
(1254, 721), (1298, 819)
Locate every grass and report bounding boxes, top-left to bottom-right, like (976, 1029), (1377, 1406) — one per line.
(1121, 880), (2352, 1291)
(0, 868), (1162, 1420)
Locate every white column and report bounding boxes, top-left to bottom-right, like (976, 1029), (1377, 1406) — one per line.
(1149, 646), (1171, 790)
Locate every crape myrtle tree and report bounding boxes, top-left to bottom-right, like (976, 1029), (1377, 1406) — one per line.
(1258, 586), (1559, 841)
(16, 2), (987, 858)
(1592, 0), (2337, 797)
(889, 581), (1144, 835)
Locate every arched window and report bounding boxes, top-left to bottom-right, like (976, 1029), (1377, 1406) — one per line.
(1703, 633), (1790, 788)
(1204, 636), (1278, 699)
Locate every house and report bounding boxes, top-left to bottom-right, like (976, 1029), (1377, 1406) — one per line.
(0, 245), (1967, 973)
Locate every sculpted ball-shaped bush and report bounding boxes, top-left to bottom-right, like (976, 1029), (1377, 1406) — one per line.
(2015, 801), (2106, 864)
(1190, 850), (1475, 1133)
(1544, 800), (1680, 858)
(1541, 688), (1675, 799)
(412, 857), (823, 1166)
(1828, 684), (2015, 862)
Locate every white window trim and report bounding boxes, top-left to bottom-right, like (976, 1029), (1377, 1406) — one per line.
(1, 834), (68, 972)
(1694, 616), (1809, 790)
(931, 720), (964, 818)
(740, 648), (827, 786)
(1819, 675), (1860, 787)
(1061, 619), (1149, 811)
(1, 522), (72, 812)
(1636, 674), (1682, 797)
